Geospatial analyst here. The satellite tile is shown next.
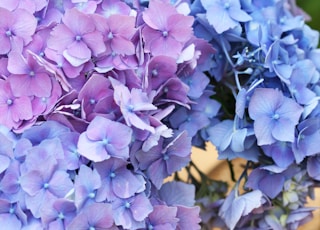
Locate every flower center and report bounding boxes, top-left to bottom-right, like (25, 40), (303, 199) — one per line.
(148, 224), (154, 230)
(107, 31), (114, 39)
(6, 99), (13, 106)
(110, 172), (116, 178)
(88, 192), (95, 199)
(224, 2), (230, 9)
(43, 183), (49, 189)
(9, 207), (15, 214)
(162, 30), (168, 37)
(127, 104), (134, 112)
(102, 138), (109, 145)
(124, 202), (131, 208)
(5, 30), (12, 37)
(152, 69), (158, 76)
(89, 98), (96, 105)
(75, 35), (82, 41)
(163, 154), (169, 161)
(29, 71), (35, 77)
(272, 113), (280, 120)
(58, 212), (65, 219)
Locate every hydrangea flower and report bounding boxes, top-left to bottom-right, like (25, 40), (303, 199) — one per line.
(46, 8), (105, 67)
(93, 157), (145, 201)
(67, 203), (115, 230)
(7, 51), (53, 97)
(78, 116), (132, 162)
(73, 165), (101, 209)
(112, 193), (153, 229)
(145, 205), (179, 229)
(136, 131), (191, 188)
(219, 189), (265, 230)
(0, 7), (37, 55)
(142, 0), (194, 58)
(200, 0), (252, 34)
(0, 80), (33, 130)
(20, 155), (73, 218)
(110, 78), (157, 133)
(248, 88), (303, 146)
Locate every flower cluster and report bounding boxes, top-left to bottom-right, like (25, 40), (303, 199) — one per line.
(188, 0), (320, 229)
(0, 0), (218, 229)
(1, 0), (320, 229)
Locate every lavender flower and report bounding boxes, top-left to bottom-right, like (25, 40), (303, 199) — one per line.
(219, 189), (265, 230)
(0, 7), (37, 54)
(136, 131), (191, 188)
(112, 193), (153, 229)
(67, 203), (115, 230)
(73, 165), (101, 209)
(47, 8), (105, 67)
(93, 157), (146, 201)
(200, 0), (252, 34)
(248, 88), (303, 146)
(0, 80), (33, 130)
(142, 0), (194, 58)
(78, 116), (132, 162)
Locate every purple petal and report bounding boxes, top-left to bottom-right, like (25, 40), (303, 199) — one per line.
(176, 206), (201, 230)
(20, 170), (44, 196)
(259, 173), (285, 198)
(159, 181), (195, 207)
(48, 171), (73, 197)
(64, 41), (91, 66)
(130, 193), (153, 221)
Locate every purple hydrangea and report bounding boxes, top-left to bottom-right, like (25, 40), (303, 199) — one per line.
(78, 116), (132, 162)
(248, 88), (303, 146)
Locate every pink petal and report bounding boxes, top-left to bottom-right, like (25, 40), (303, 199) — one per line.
(151, 36), (183, 59)
(0, 35), (11, 55)
(9, 75), (31, 97)
(107, 15), (136, 39)
(0, 0), (19, 11)
(168, 14), (193, 43)
(142, 1), (176, 30)
(11, 8), (37, 44)
(7, 52), (28, 75)
(30, 73), (52, 97)
(62, 8), (95, 35)
(11, 96), (33, 121)
(111, 37), (135, 55)
(82, 31), (106, 56)
(64, 41), (91, 67)
(47, 24), (75, 53)
(86, 116), (109, 141)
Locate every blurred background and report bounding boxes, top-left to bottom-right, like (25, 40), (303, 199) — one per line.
(297, 0), (320, 32)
